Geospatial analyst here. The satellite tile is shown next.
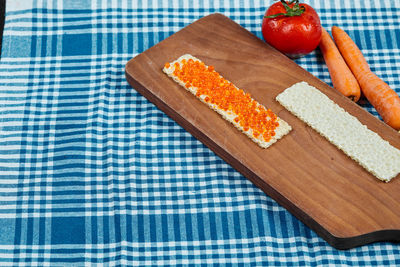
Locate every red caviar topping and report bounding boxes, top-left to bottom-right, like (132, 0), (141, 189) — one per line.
(172, 58), (279, 143)
(165, 62), (170, 68)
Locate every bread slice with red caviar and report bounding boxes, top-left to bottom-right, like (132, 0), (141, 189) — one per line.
(163, 54), (291, 148)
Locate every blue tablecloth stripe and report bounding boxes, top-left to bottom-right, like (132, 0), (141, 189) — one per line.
(0, 0), (399, 265)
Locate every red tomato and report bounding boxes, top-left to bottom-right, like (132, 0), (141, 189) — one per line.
(261, 0), (322, 59)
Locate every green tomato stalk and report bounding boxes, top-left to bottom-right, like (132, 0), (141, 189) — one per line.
(264, 0), (306, 18)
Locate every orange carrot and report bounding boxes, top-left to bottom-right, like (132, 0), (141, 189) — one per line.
(319, 27), (361, 102)
(331, 26), (400, 130)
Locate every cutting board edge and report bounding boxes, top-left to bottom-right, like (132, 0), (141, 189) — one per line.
(125, 68), (400, 249)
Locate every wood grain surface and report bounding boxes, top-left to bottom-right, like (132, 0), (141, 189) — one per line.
(125, 13), (400, 249)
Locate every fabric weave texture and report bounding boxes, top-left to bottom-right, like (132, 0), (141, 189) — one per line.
(0, 0), (399, 266)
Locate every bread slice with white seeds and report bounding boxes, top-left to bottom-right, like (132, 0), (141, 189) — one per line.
(276, 81), (400, 182)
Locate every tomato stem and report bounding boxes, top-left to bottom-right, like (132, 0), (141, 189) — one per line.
(264, 0), (305, 18)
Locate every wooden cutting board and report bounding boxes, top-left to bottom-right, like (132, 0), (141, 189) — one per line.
(125, 13), (400, 249)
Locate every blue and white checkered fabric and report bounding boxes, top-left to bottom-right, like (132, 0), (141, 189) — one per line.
(0, 0), (399, 265)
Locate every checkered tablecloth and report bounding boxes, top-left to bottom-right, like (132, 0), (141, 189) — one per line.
(1, 0), (399, 266)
